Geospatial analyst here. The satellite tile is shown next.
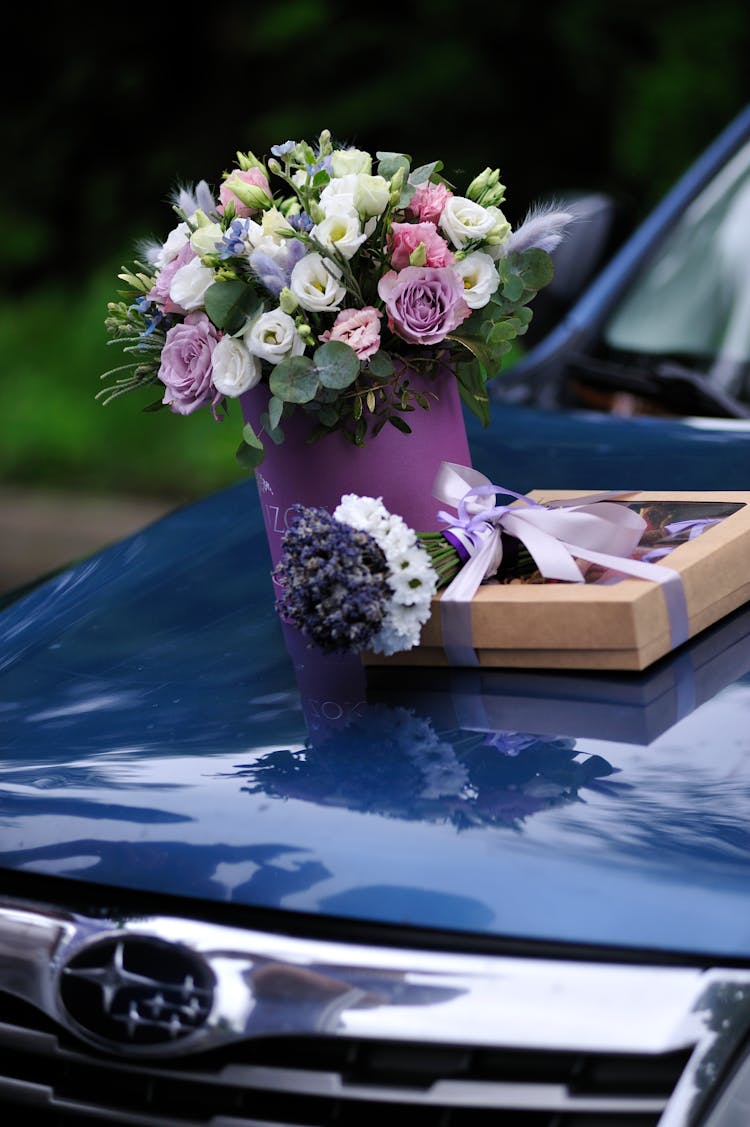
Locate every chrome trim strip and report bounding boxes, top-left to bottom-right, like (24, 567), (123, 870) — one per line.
(1, 895), (749, 1125)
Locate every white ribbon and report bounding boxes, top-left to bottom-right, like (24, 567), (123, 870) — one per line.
(432, 462), (690, 666)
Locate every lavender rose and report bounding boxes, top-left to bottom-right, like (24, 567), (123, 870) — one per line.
(158, 312), (222, 416)
(377, 266), (470, 346)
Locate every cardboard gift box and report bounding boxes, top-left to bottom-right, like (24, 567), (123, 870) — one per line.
(365, 491), (750, 672)
(366, 597), (750, 744)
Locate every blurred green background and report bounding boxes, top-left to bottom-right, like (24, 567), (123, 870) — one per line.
(2, 0), (749, 510)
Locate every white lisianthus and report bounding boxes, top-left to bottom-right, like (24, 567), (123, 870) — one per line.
(169, 257), (215, 311)
(262, 207), (295, 241)
(243, 309), (306, 365)
(333, 493), (438, 656)
(252, 233), (296, 263)
(353, 173), (390, 218)
(211, 335), (262, 397)
(153, 222), (190, 269)
(289, 253), (347, 312)
(331, 148), (372, 177)
(319, 174), (359, 218)
(311, 213), (368, 260)
(319, 173), (390, 220)
(190, 221), (224, 259)
(452, 251), (500, 309)
(439, 196), (499, 248)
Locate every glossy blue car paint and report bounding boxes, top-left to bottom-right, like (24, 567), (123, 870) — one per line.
(2, 403), (750, 961)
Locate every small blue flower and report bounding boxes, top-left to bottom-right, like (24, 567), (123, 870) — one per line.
(271, 141), (296, 158)
(218, 218), (253, 260)
(307, 154), (333, 176)
(129, 297), (169, 342)
(288, 211), (314, 234)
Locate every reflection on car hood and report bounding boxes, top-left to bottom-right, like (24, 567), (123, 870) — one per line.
(2, 408), (750, 960)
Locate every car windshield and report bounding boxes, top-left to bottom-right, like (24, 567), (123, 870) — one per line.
(603, 137), (750, 401)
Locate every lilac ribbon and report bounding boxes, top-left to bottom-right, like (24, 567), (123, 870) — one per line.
(640, 518), (723, 561)
(432, 462), (691, 667)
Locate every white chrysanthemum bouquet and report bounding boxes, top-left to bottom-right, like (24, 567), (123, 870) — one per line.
(101, 130), (572, 467)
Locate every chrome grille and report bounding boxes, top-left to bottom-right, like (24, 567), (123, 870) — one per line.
(0, 1002), (690, 1125)
(2, 896), (750, 1125)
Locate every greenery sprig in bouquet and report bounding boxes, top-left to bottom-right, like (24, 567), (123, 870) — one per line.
(101, 130), (572, 467)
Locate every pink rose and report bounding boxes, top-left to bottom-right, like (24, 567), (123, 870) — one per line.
(148, 242), (196, 314)
(405, 181), (453, 225)
(388, 222), (455, 270)
(219, 168), (271, 217)
(158, 312), (223, 416)
(320, 306), (382, 360)
(377, 267), (470, 346)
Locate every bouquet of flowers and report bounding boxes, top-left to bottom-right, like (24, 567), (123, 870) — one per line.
(273, 495), (442, 656)
(273, 484), (541, 657)
(101, 129), (572, 467)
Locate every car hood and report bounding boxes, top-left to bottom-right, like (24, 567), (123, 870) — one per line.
(3, 407), (750, 961)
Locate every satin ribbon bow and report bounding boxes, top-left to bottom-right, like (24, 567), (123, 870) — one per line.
(432, 462), (690, 667)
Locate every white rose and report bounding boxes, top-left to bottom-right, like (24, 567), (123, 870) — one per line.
(452, 251), (500, 309)
(154, 222), (190, 269)
(211, 335), (262, 397)
(353, 173), (390, 218)
(190, 221), (224, 259)
(289, 253), (347, 312)
(169, 257), (215, 311)
(311, 213), (368, 260)
(244, 310), (306, 365)
(439, 196), (498, 248)
(331, 148), (372, 177)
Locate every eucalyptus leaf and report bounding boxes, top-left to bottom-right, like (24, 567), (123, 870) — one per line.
(318, 404), (340, 427)
(398, 185), (417, 210)
(204, 280), (262, 334)
(487, 320), (517, 344)
(455, 359), (491, 426)
(242, 422), (264, 449)
(446, 331), (494, 375)
(388, 415), (412, 434)
(314, 340), (359, 389)
(267, 394), (284, 431)
(237, 425), (265, 469)
(518, 247), (554, 291)
(409, 160), (443, 185)
(367, 350), (395, 380)
(501, 274), (524, 302)
(260, 412), (285, 445)
(376, 151), (411, 180)
(269, 355), (319, 403)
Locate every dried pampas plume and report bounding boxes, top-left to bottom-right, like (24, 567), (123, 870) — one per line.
(503, 201), (577, 256)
